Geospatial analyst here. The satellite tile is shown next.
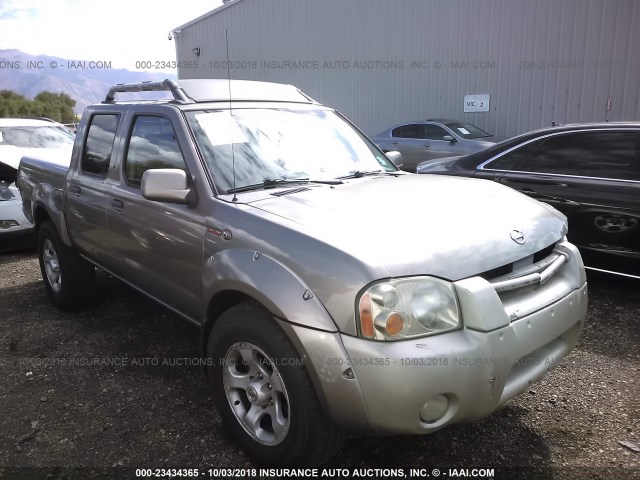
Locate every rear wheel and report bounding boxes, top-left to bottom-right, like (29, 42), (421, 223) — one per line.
(37, 221), (95, 309)
(207, 302), (345, 465)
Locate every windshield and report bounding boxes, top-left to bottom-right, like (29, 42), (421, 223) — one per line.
(443, 121), (491, 139)
(0, 126), (75, 149)
(185, 107), (396, 193)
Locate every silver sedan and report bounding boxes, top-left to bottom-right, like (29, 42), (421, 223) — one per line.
(372, 119), (495, 172)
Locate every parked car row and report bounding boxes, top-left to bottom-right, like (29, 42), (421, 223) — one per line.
(3, 112), (640, 282)
(0, 118), (73, 251)
(3, 114), (640, 281)
(414, 123), (640, 279)
(372, 118), (495, 172)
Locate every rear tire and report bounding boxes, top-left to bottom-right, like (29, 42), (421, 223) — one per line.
(207, 301), (345, 466)
(37, 221), (95, 309)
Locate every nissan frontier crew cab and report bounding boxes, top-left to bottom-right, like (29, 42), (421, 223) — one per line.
(18, 79), (588, 466)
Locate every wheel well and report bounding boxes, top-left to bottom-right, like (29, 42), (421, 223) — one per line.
(33, 207), (52, 233)
(202, 290), (254, 356)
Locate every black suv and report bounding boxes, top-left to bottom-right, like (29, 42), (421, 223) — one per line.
(417, 123), (640, 278)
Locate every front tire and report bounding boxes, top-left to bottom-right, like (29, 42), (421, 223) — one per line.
(207, 302), (345, 466)
(37, 221), (95, 309)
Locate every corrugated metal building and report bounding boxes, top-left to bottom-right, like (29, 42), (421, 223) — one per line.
(173, 0), (640, 139)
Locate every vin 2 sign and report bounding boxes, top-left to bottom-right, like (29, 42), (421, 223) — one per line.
(464, 94), (490, 113)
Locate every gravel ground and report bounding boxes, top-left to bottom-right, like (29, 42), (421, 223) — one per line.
(0, 250), (638, 480)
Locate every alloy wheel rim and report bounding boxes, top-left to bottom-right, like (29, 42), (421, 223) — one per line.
(42, 239), (62, 293)
(594, 214), (638, 233)
(223, 342), (290, 446)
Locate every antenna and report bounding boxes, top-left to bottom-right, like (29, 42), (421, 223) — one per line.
(225, 29), (238, 202)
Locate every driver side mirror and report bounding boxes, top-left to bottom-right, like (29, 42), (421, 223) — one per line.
(385, 150), (403, 168)
(141, 169), (196, 206)
(443, 135), (456, 143)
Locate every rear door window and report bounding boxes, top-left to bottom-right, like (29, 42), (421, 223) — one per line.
(392, 124), (425, 139)
(82, 114), (119, 178)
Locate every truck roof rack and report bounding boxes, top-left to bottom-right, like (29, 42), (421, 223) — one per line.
(103, 79), (316, 105)
(103, 79), (193, 104)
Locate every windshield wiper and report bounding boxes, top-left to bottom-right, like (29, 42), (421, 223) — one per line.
(338, 170), (402, 179)
(226, 177), (342, 194)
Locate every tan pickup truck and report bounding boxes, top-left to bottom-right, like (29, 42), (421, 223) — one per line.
(18, 79), (588, 465)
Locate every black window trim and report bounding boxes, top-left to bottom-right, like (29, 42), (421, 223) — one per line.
(478, 128), (640, 184)
(80, 112), (121, 179)
(391, 123), (426, 139)
(122, 113), (190, 189)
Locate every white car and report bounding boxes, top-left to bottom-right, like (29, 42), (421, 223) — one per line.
(0, 118), (73, 251)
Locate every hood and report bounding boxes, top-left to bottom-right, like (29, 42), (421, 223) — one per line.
(247, 174), (567, 280)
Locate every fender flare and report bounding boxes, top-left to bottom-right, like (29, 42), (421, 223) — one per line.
(201, 249), (374, 432)
(202, 248), (338, 332)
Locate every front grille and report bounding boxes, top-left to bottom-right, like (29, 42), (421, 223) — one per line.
(490, 252), (567, 293)
(477, 242), (569, 295)
(478, 242), (557, 283)
(478, 263), (512, 281)
(533, 243), (555, 263)
(475, 242), (573, 322)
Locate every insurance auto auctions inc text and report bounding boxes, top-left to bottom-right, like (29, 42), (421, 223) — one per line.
(227, 467), (495, 478)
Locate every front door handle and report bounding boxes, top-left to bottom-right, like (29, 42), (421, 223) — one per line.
(111, 199), (124, 211)
(422, 143), (431, 147)
(70, 186), (81, 196)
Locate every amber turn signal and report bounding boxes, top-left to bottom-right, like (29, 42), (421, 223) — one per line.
(359, 292), (374, 338)
(385, 312), (405, 336)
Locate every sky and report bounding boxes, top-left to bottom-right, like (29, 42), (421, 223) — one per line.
(0, 0), (223, 70)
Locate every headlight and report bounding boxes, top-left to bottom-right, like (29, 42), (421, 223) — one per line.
(357, 277), (461, 341)
(0, 220), (20, 229)
(0, 184), (13, 201)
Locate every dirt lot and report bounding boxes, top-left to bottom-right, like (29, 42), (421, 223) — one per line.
(0, 250), (638, 480)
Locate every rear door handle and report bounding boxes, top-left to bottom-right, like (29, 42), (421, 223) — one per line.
(70, 186), (81, 196)
(422, 143), (431, 147)
(111, 199), (124, 211)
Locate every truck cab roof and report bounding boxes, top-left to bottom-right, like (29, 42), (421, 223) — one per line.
(103, 79), (316, 106)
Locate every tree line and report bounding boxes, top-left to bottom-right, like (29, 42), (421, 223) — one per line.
(0, 90), (77, 124)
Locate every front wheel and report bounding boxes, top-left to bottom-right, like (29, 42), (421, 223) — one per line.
(207, 302), (345, 465)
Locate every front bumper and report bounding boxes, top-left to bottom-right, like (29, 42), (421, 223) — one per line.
(340, 283), (586, 434)
(284, 239), (588, 435)
(1, 196), (35, 252)
(0, 227), (35, 252)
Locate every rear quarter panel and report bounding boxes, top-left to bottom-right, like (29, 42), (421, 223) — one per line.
(18, 156), (71, 243)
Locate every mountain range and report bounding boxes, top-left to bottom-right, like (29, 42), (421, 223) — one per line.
(0, 49), (176, 115)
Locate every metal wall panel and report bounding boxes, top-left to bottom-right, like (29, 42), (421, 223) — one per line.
(175, 0), (640, 139)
